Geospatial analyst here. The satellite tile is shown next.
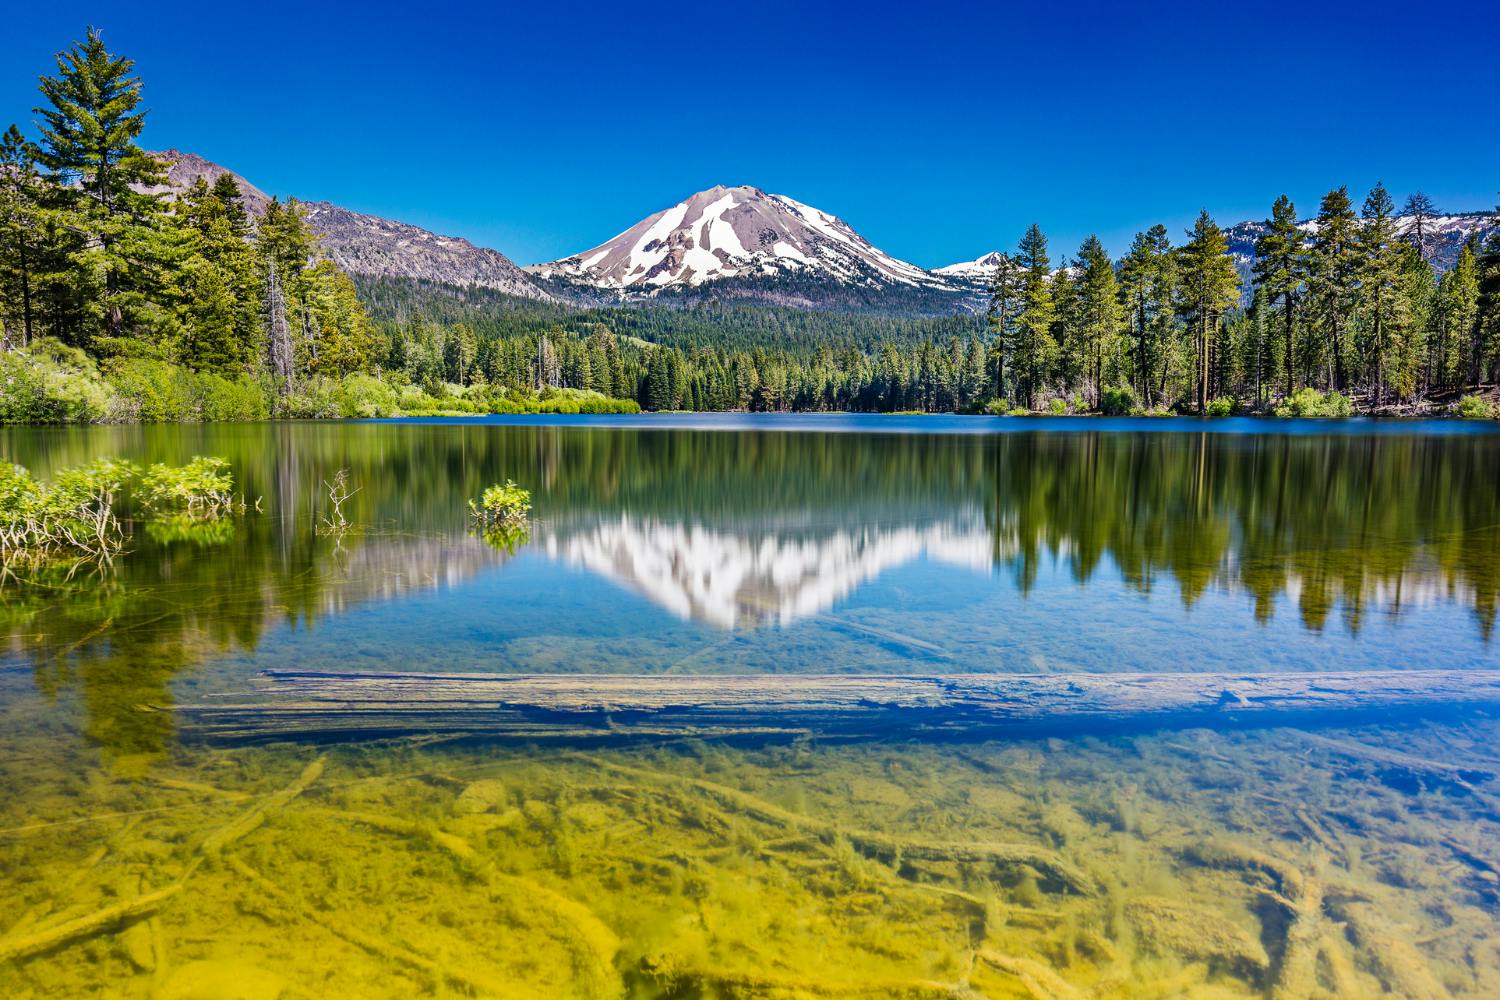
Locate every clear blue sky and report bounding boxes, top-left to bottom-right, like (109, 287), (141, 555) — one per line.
(3, 1), (1496, 268)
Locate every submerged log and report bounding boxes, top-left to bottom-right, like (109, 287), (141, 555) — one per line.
(155, 669), (1500, 744)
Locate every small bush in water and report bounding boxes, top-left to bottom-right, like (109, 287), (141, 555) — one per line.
(470, 481), (531, 526)
(138, 457), (238, 516)
(0, 460), (135, 561)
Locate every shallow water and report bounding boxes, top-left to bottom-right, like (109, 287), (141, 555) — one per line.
(2, 416), (1498, 997)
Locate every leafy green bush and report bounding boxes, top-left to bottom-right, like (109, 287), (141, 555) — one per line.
(481, 387), (641, 415)
(1099, 387), (1135, 416)
(194, 373), (269, 421)
(105, 359), (196, 421)
(0, 459), (135, 560)
(138, 457), (237, 515)
(469, 480), (531, 526)
(1047, 398), (1068, 415)
(337, 373), (402, 418)
(1273, 388), (1354, 418)
(1205, 397), (1235, 418)
(0, 340), (113, 423)
(1454, 394), (1499, 420)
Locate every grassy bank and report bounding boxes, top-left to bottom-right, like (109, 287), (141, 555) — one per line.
(0, 341), (641, 423)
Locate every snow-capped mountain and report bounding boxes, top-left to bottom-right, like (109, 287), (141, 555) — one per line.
(933, 251), (1007, 281)
(147, 150), (554, 301)
(528, 185), (971, 313)
(1224, 211), (1495, 272)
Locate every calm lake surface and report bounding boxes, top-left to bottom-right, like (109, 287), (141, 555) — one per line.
(2, 415), (1498, 998)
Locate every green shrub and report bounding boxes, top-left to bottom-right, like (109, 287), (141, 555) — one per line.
(1454, 394), (1499, 420)
(1047, 398), (1068, 415)
(106, 359), (196, 421)
(1099, 387), (1135, 416)
(1273, 388), (1354, 417)
(0, 459), (135, 560)
(1205, 397), (1235, 418)
(469, 480), (531, 526)
(0, 340), (113, 423)
(194, 373), (269, 421)
(337, 373), (402, 418)
(138, 457), (237, 515)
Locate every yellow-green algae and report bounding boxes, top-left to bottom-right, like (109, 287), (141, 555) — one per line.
(3, 705), (1498, 998)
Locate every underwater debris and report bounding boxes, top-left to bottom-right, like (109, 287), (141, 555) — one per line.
(1293, 731), (1494, 793)
(635, 958), (972, 999)
(1124, 895), (1269, 976)
(1187, 840), (1325, 999)
(315, 799), (624, 999)
(223, 853), (517, 997)
(1332, 900), (1453, 1000)
(974, 949), (1082, 1000)
(581, 756), (1096, 895)
(0, 881), (183, 963)
(199, 756), (326, 856)
(157, 959), (285, 1000)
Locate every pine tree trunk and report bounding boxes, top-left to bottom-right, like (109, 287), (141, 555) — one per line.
(1283, 294), (1294, 400)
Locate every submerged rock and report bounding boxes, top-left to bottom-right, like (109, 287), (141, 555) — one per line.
(453, 778), (508, 815)
(157, 959), (285, 1000)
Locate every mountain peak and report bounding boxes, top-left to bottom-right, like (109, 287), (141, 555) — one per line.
(528, 185), (943, 294)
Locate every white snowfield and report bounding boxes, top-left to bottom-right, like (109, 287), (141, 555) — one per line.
(528, 185), (948, 292)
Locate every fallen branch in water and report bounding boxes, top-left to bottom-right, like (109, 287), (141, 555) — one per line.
(154, 669), (1500, 746)
(0, 882), (182, 963)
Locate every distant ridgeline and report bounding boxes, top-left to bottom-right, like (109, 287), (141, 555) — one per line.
(1, 28), (1499, 420)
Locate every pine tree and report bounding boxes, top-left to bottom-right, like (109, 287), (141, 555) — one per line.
(1009, 226), (1056, 410)
(172, 176), (260, 371)
(1074, 235), (1120, 407)
(0, 125), (48, 349)
(1119, 225), (1175, 408)
(33, 27), (169, 347)
(1358, 182), (1405, 405)
(985, 252), (1022, 401)
(1176, 210), (1240, 412)
(1475, 220), (1500, 390)
(1252, 194), (1307, 400)
(1401, 191), (1438, 261)
(1436, 243), (1480, 391)
(1308, 187), (1360, 391)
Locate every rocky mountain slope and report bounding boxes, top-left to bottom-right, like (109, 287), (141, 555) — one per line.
(148, 150), (553, 301)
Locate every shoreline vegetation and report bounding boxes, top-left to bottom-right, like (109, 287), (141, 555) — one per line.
(2, 29), (1499, 424)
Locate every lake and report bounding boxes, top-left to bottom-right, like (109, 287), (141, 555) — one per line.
(2, 415), (1499, 998)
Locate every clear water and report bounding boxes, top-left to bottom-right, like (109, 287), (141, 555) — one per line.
(2, 416), (1498, 998)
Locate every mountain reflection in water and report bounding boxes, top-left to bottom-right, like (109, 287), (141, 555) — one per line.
(541, 515), (992, 628)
